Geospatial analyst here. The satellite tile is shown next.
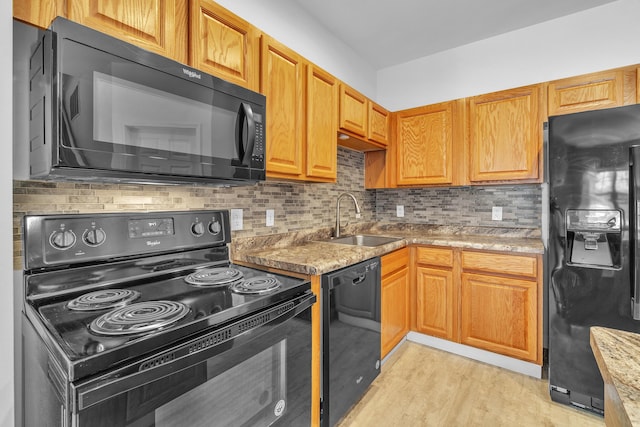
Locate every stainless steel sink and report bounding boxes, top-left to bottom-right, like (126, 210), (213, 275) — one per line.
(324, 234), (401, 247)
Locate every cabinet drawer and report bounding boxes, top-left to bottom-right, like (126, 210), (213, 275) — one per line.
(415, 246), (453, 268)
(381, 247), (409, 277)
(461, 251), (537, 279)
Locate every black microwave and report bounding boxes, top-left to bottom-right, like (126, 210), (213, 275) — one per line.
(29, 18), (266, 186)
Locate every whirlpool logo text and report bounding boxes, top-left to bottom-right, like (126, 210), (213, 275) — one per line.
(182, 68), (202, 79)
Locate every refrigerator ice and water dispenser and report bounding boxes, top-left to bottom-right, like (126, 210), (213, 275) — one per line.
(566, 209), (621, 269)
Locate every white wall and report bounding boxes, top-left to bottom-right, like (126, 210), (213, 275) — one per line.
(2, 0), (14, 425)
(377, 0), (640, 111)
(212, 0), (378, 99)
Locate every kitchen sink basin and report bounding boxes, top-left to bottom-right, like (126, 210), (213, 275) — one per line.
(324, 235), (401, 247)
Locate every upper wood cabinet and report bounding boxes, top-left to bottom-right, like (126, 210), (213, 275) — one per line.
(548, 68), (637, 116)
(637, 67), (640, 103)
(368, 101), (391, 146)
(14, 0), (63, 28)
(305, 65), (338, 181)
(395, 100), (464, 186)
(467, 84), (543, 183)
(68, 0), (188, 63)
(381, 248), (410, 359)
(338, 84), (390, 148)
(339, 84), (368, 137)
(261, 35), (337, 182)
(261, 35), (305, 179)
(189, 0), (259, 90)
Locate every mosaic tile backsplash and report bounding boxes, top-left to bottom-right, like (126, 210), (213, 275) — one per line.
(375, 185), (542, 228)
(13, 147), (542, 269)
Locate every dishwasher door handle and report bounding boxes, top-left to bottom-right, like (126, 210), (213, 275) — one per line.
(352, 274), (367, 285)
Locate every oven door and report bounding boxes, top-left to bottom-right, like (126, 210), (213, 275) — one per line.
(71, 292), (314, 427)
(49, 21), (265, 181)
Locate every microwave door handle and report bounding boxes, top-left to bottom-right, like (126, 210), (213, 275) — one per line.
(237, 102), (256, 166)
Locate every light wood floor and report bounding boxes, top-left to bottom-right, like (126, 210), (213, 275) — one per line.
(337, 341), (605, 427)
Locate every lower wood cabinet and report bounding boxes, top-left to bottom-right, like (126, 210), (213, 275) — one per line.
(414, 246), (456, 341)
(460, 272), (538, 362)
(381, 247), (410, 359)
(411, 246), (542, 364)
(460, 250), (540, 363)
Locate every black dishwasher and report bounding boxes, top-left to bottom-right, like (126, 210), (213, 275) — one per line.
(321, 257), (381, 427)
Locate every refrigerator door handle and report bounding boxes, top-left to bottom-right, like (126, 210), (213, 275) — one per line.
(630, 146), (640, 320)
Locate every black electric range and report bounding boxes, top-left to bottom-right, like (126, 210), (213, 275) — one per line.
(22, 210), (311, 382)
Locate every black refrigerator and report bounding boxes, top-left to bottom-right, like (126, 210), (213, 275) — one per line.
(548, 103), (640, 415)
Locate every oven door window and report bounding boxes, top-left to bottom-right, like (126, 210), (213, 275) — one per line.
(58, 39), (254, 175)
(155, 341), (286, 426)
(76, 314), (312, 427)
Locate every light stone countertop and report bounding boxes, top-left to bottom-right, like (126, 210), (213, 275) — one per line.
(590, 327), (640, 427)
(231, 223), (544, 276)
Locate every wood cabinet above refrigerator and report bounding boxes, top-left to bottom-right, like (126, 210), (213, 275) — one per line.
(467, 84), (543, 184)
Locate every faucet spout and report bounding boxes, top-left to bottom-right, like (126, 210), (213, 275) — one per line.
(335, 192), (361, 238)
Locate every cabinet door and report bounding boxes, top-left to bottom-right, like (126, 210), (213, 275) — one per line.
(339, 84), (367, 137)
(468, 85), (542, 183)
(460, 273), (538, 362)
(261, 35), (305, 178)
(381, 267), (410, 359)
(637, 67), (640, 104)
(14, 0), (63, 28)
(368, 102), (390, 146)
(415, 266), (455, 341)
(396, 101), (457, 186)
(306, 65), (338, 181)
(190, 0), (259, 90)
(548, 70), (627, 116)
(68, 0), (188, 63)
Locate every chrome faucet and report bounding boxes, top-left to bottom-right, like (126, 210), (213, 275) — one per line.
(335, 192), (361, 238)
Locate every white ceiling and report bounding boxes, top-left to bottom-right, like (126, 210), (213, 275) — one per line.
(291, 0), (619, 70)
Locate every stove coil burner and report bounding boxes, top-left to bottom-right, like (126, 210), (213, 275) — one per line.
(90, 301), (189, 336)
(67, 289), (141, 311)
(184, 267), (244, 287)
(230, 276), (281, 294)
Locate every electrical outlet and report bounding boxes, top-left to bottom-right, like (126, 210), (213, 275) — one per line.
(230, 209), (243, 230)
(492, 206), (503, 221)
(396, 205), (405, 217)
(266, 209), (275, 227)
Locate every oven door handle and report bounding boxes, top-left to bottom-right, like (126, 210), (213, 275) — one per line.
(73, 291), (316, 412)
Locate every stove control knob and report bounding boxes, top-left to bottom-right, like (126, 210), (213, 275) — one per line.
(50, 230), (76, 250)
(208, 220), (222, 235)
(83, 228), (106, 247)
(191, 221), (205, 237)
